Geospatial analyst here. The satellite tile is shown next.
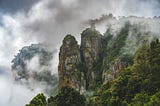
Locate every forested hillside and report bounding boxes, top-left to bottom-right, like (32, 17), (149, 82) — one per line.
(26, 17), (160, 105)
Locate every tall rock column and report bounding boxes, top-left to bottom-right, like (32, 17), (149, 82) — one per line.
(58, 34), (81, 91)
(80, 28), (102, 90)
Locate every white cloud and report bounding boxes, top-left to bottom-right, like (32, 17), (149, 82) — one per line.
(0, 0), (160, 105)
(0, 14), (38, 68)
(27, 55), (41, 73)
(0, 74), (43, 106)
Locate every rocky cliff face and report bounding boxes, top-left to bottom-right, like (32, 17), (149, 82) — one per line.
(58, 26), (131, 91)
(58, 34), (82, 91)
(58, 21), (149, 91)
(80, 28), (102, 90)
(103, 59), (130, 83)
(58, 29), (103, 91)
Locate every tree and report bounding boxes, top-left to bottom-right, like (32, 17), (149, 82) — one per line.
(131, 93), (150, 106)
(26, 93), (47, 106)
(47, 86), (86, 106)
(89, 39), (160, 106)
(146, 91), (160, 106)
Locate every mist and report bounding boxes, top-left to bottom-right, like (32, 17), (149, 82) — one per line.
(0, 67), (44, 106)
(0, 0), (160, 106)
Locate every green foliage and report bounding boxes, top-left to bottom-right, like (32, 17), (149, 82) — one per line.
(26, 93), (47, 106)
(34, 71), (58, 94)
(120, 54), (133, 65)
(27, 87), (86, 106)
(12, 44), (52, 73)
(131, 93), (150, 106)
(131, 91), (160, 106)
(103, 29), (113, 45)
(89, 39), (160, 106)
(63, 34), (78, 48)
(81, 28), (101, 38)
(63, 34), (76, 42)
(145, 91), (160, 106)
(102, 22), (131, 70)
(47, 86), (86, 106)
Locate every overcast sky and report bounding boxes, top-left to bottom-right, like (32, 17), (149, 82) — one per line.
(0, 0), (160, 106)
(0, 0), (160, 68)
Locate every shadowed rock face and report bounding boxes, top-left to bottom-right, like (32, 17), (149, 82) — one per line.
(58, 34), (82, 91)
(81, 28), (102, 68)
(80, 28), (102, 90)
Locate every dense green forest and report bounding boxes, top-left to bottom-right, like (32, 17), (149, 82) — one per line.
(89, 39), (160, 106)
